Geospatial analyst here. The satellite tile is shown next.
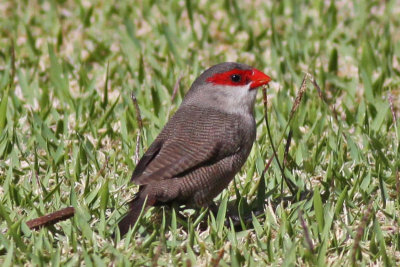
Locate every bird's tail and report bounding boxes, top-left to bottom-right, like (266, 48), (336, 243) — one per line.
(117, 194), (156, 237)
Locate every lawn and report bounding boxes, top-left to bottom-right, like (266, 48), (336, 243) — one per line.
(0, 0), (399, 266)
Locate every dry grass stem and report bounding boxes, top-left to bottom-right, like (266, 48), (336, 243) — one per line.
(210, 246), (225, 267)
(298, 210), (314, 253)
(351, 200), (374, 265)
(131, 91), (144, 164)
(283, 130), (293, 168)
(289, 74), (308, 119)
(171, 73), (184, 102)
(94, 156), (109, 181)
(262, 83), (298, 195)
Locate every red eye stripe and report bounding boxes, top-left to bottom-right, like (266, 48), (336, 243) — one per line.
(206, 69), (253, 86)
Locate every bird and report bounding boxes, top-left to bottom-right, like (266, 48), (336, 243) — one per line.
(117, 62), (271, 236)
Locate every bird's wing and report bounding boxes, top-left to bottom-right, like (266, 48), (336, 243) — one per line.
(130, 138), (164, 180)
(131, 106), (242, 185)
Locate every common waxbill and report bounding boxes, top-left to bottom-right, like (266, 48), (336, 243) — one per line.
(117, 62), (271, 236)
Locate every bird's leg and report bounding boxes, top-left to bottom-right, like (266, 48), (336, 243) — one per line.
(206, 202), (219, 215)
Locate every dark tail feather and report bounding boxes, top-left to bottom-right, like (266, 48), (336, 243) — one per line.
(117, 194), (156, 237)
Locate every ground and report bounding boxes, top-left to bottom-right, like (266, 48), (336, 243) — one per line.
(0, 0), (399, 266)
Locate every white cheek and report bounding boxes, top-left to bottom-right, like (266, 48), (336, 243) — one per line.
(224, 84), (257, 114)
(233, 84), (254, 102)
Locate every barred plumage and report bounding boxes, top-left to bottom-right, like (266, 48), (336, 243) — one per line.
(117, 62), (270, 236)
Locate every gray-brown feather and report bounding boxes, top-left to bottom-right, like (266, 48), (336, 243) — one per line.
(117, 62), (262, 236)
(131, 104), (255, 206)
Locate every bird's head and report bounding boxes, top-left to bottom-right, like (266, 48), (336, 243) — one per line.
(183, 62), (271, 115)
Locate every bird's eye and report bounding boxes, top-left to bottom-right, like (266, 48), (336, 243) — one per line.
(230, 74), (241, 83)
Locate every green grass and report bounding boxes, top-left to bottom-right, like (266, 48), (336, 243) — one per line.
(1, 0), (400, 265)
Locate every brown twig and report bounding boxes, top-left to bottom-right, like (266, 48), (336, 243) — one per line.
(131, 91), (143, 164)
(298, 210), (314, 253)
(351, 200), (374, 265)
(26, 207), (75, 230)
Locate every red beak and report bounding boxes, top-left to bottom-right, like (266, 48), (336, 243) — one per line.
(250, 68), (271, 89)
